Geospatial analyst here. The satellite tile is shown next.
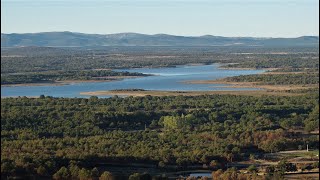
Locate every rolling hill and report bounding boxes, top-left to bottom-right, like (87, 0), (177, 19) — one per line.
(1, 31), (318, 47)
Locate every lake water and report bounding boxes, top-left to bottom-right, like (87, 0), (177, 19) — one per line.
(1, 64), (265, 98)
(189, 172), (212, 178)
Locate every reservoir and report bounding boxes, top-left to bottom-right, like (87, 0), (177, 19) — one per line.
(1, 64), (265, 98)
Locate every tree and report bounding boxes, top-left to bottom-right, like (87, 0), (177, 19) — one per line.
(304, 120), (318, 132)
(249, 154), (256, 161)
(209, 160), (220, 169)
(99, 171), (114, 180)
(158, 161), (165, 168)
(68, 161), (80, 178)
(91, 167), (99, 178)
(162, 116), (183, 129)
(129, 173), (141, 180)
(212, 169), (223, 179)
(53, 166), (70, 180)
(280, 119), (293, 129)
(247, 165), (257, 173)
(36, 166), (47, 176)
(1, 162), (14, 174)
(221, 168), (238, 180)
(78, 168), (92, 180)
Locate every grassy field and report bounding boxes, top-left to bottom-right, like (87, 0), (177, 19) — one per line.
(277, 150), (319, 160)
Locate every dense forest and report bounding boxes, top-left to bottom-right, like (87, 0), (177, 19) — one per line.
(224, 73), (319, 85)
(222, 56), (319, 69)
(1, 94), (319, 179)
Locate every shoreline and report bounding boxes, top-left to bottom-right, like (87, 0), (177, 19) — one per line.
(184, 63), (206, 66)
(1, 76), (143, 87)
(262, 71), (315, 75)
(0, 63), (273, 87)
(1, 82), (71, 87)
(80, 89), (302, 97)
(1, 80), (112, 87)
(218, 67), (279, 71)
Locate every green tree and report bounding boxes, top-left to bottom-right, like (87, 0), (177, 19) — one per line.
(249, 154), (256, 161)
(78, 168), (92, 180)
(53, 166), (70, 180)
(68, 161), (80, 177)
(247, 165), (257, 173)
(1, 162), (14, 174)
(36, 166), (47, 176)
(91, 167), (99, 178)
(129, 173), (141, 180)
(99, 171), (114, 180)
(158, 161), (165, 168)
(304, 120), (318, 132)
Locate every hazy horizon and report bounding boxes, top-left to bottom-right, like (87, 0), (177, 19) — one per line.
(1, 31), (319, 39)
(1, 0), (319, 38)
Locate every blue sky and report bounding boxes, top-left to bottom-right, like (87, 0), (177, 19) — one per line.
(1, 0), (319, 37)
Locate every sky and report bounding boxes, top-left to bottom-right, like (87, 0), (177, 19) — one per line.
(1, 0), (319, 37)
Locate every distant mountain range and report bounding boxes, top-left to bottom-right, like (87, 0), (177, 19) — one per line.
(1, 31), (319, 47)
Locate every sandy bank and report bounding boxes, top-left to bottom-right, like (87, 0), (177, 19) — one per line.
(80, 89), (302, 97)
(184, 79), (319, 91)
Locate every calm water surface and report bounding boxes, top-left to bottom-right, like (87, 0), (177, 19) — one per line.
(1, 64), (265, 98)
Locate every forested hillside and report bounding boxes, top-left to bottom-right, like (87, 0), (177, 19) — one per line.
(1, 32), (318, 47)
(1, 94), (319, 179)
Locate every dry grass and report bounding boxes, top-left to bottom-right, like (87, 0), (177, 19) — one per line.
(184, 79), (318, 92)
(80, 89), (302, 97)
(284, 172), (320, 180)
(262, 71), (307, 75)
(218, 67), (279, 71)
